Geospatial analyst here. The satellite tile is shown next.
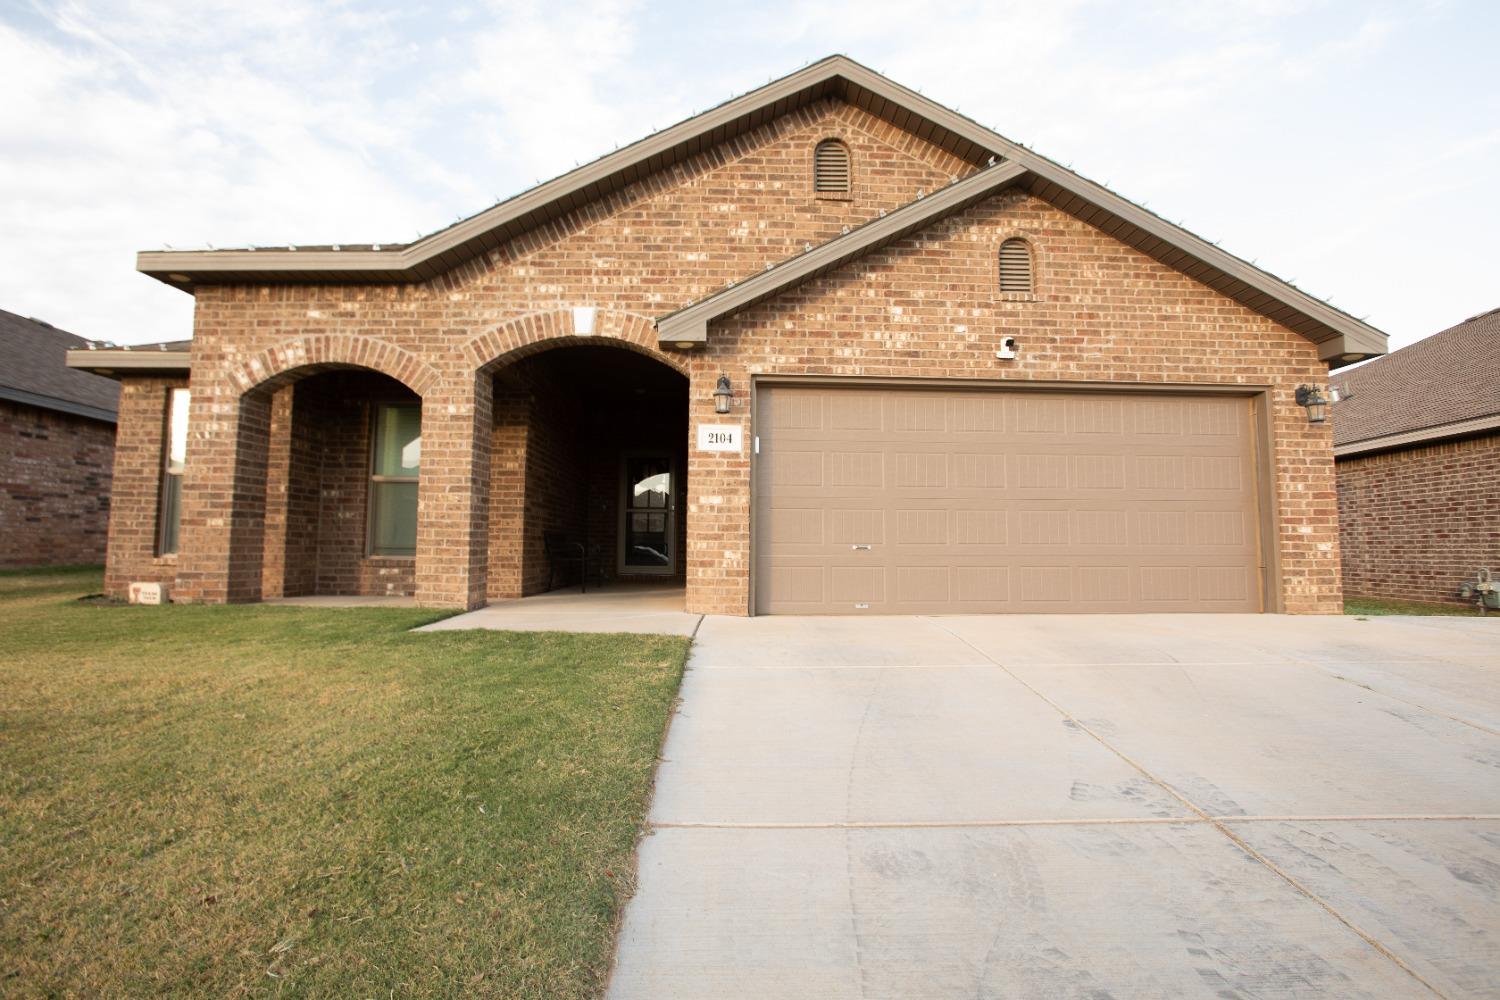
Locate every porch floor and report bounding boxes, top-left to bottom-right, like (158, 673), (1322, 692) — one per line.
(417, 584), (700, 636)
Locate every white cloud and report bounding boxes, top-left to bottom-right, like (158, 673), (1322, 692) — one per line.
(0, 0), (1494, 351)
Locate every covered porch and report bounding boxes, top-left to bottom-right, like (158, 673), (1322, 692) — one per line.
(248, 339), (690, 606)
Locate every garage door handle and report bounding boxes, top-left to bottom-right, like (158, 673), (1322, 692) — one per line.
(851, 544), (872, 551)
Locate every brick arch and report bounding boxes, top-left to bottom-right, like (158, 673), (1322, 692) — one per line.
(462, 308), (688, 377)
(227, 334), (440, 397)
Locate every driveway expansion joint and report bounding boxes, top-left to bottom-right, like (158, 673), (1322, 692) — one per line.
(923, 617), (1453, 1000)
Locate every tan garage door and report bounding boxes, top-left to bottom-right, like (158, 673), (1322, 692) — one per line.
(754, 385), (1264, 614)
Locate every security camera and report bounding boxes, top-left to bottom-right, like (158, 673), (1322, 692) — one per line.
(996, 337), (1018, 360)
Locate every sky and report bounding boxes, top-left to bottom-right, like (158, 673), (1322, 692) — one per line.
(1, 0), (1496, 351)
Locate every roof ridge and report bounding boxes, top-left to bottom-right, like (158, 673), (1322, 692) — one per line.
(135, 56), (1386, 364)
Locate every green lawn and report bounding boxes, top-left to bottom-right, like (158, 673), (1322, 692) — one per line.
(0, 566), (689, 998)
(1344, 595), (1484, 617)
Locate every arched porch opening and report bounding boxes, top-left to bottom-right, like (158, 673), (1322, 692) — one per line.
(483, 342), (689, 601)
(259, 367), (424, 600)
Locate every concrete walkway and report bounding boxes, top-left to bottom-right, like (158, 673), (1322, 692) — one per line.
(417, 584), (701, 636)
(609, 612), (1500, 999)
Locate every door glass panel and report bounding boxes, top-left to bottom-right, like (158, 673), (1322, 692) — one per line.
(624, 456), (672, 569)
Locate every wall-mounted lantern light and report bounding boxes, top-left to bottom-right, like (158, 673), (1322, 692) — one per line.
(1295, 384), (1328, 424)
(713, 374), (733, 414)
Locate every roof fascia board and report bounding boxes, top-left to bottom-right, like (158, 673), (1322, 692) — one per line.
(0, 385), (117, 423)
(656, 160), (1029, 343)
(138, 57), (869, 287)
(1334, 412), (1500, 458)
(65, 348), (192, 376)
(407, 60), (847, 264)
(831, 61), (1387, 356)
(138, 248), (405, 279)
(135, 54), (1386, 359)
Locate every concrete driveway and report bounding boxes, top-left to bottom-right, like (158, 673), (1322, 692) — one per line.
(608, 613), (1500, 999)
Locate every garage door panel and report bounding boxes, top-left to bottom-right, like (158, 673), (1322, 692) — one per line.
(828, 508), (885, 545)
(755, 386), (1263, 615)
(830, 565), (884, 604)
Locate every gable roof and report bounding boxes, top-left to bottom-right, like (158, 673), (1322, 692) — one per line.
(658, 160), (1029, 343)
(1332, 307), (1500, 457)
(135, 55), (1385, 367)
(0, 309), (119, 422)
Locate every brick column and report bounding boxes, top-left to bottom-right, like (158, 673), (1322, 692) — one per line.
(414, 373), (491, 609)
(260, 387), (295, 599)
(684, 363), (752, 615)
(102, 378), (187, 598)
(487, 386), (528, 600)
(173, 388), (272, 604)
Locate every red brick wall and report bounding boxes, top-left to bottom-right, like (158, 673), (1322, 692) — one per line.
(488, 387), (528, 600)
(691, 187), (1340, 615)
(0, 399), (115, 568)
(1337, 433), (1500, 605)
(106, 95), (1343, 614)
(519, 371), (585, 595)
(103, 379), (184, 595)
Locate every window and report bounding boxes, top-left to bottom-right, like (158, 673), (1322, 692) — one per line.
(157, 387), (189, 555)
(369, 403), (420, 557)
(999, 238), (1034, 294)
(813, 139), (851, 195)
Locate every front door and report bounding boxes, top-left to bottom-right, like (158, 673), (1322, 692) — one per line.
(620, 453), (675, 575)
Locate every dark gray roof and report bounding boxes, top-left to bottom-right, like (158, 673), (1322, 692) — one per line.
(1332, 306), (1500, 455)
(0, 309), (120, 422)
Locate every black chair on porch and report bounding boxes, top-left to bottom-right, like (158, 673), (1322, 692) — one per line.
(543, 531), (603, 593)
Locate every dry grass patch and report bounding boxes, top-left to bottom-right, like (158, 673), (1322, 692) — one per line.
(0, 567), (688, 998)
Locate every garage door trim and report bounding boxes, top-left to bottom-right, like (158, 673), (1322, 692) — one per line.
(748, 375), (1282, 615)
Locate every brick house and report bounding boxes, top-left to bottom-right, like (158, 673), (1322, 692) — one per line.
(1, 309), (119, 567)
(68, 56), (1386, 615)
(1332, 307), (1500, 605)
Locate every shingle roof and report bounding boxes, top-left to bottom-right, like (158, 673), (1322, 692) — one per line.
(1332, 307), (1500, 453)
(0, 309), (120, 422)
(134, 55), (1385, 366)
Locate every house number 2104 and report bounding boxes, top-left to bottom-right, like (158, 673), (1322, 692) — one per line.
(697, 425), (743, 452)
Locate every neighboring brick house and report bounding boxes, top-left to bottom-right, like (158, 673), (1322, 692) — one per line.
(1332, 308), (1500, 605)
(69, 56), (1387, 615)
(0, 309), (120, 567)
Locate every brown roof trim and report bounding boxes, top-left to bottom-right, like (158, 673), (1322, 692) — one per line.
(137, 56), (992, 290)
(0, 385), (117, 423)
(1334, 412), (1500, 458)
(658, 161), (1029, 343)
(65, 347), (192, 378)
(138, 55), (1385, 364)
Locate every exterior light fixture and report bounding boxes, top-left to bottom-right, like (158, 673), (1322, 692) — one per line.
(713, 374), (733, 414)
(1295, 384), (1328, 424)
(673, 341), (697, 350)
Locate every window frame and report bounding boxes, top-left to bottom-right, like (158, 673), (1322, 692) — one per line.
(366, 400), (421, 559)
(156, 386), (190, 557)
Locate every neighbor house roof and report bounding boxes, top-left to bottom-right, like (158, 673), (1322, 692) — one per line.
(132, 55), (1386, 367)
(0, 309), (120, 422)
(1332, 307), (1500, 457)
